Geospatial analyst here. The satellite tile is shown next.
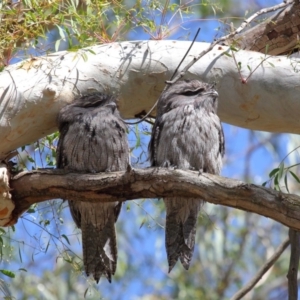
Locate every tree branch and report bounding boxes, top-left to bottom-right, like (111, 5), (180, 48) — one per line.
(6, 168), (300, 229)
(287, 228), (300, 300)
(1, 39), (300, 158)
(236, 0), (300, 55)
(230, 237), (290, 300)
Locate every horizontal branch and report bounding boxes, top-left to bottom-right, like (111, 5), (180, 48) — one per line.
(1, 40), (300, 158)
(9, 168), (300, 230)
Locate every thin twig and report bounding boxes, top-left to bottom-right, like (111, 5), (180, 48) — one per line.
(230, 237), (290, 300)
(169, 27), (201, 81)
(287, 228), (300, 300)
(124, 97), (161, 125)
(168, 0), (292, 84)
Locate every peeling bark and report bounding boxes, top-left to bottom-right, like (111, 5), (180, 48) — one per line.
(236, 1), (300, 55)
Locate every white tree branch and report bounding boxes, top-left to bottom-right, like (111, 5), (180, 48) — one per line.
(6, 168), (300, 230)
(1, 41), (300, 158)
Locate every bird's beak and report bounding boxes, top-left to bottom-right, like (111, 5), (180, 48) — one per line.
(201, 90), (218, 97)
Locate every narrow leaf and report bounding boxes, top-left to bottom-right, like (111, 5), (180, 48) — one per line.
(284, 173), (289, 193)
(55, 40), (61, 52)
(45, 240), (50, 253)
(18, 268), (27, 272)
(0, 270), (15, 278)
(55, 25), (66, 39)
(269, 168), (279, 178)
(274, 174), (279, 189)
(62, 234), (70, 245)
(289, 171), (300, 183)
(278, 163), (284, 180)
(84, 287), (89, 298)
(223, 52), (232, 57)
(18, 247), (22, 263)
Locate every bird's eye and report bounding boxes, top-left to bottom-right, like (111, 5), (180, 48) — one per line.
(180, 88), (204, 96)
(82, 100), (103, 108)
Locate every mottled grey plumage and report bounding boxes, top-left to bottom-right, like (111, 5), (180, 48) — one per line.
(149, 79), (224, 272)
(56, 93), (129, 283)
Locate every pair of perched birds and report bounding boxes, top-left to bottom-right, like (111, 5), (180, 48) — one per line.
(56, 79), (225, 283)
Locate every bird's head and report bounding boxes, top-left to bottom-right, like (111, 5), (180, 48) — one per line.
(57, 92), (119, 129)
(157, 79), (219, 115)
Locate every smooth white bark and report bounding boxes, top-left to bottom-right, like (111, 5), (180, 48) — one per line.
(1, 40), (300, 158)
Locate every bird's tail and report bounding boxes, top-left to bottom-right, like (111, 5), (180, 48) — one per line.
(79, 201), (121, 283)
(163, 198), (202, 272)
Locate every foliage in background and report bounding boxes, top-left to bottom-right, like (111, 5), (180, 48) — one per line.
(0, 0), (239, 66)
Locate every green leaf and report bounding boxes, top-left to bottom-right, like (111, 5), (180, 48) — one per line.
(284, 173), (289, 193)
(269, 168), (279, 178)
(289, 170), (300, 183)
(62, 234), (70, 245)
(81, 52), (88, 62)
(18, 268), (27, 272)
(274, 173), (279, 190)
(278, 163), (284, 180)
(27, 156), (35, 163)
(55, 25), (66, 40)
(45, 240), (50, 253)
(0, 270), (15, 278)
(84, 287), (89, 298)
(238, 61), (242, 70)
(223, 52), (232, 57)
(43, 220), (50, 226)
(86, 49), (96, 55)
(63, 256), (72, 263)
(274, 185), (280, 191)
(18, 247), (22, 263)
(55, 39), (61, 52)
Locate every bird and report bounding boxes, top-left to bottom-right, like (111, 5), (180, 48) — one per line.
(56, 92), (129, 283)
(149, 79), (225, 272)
